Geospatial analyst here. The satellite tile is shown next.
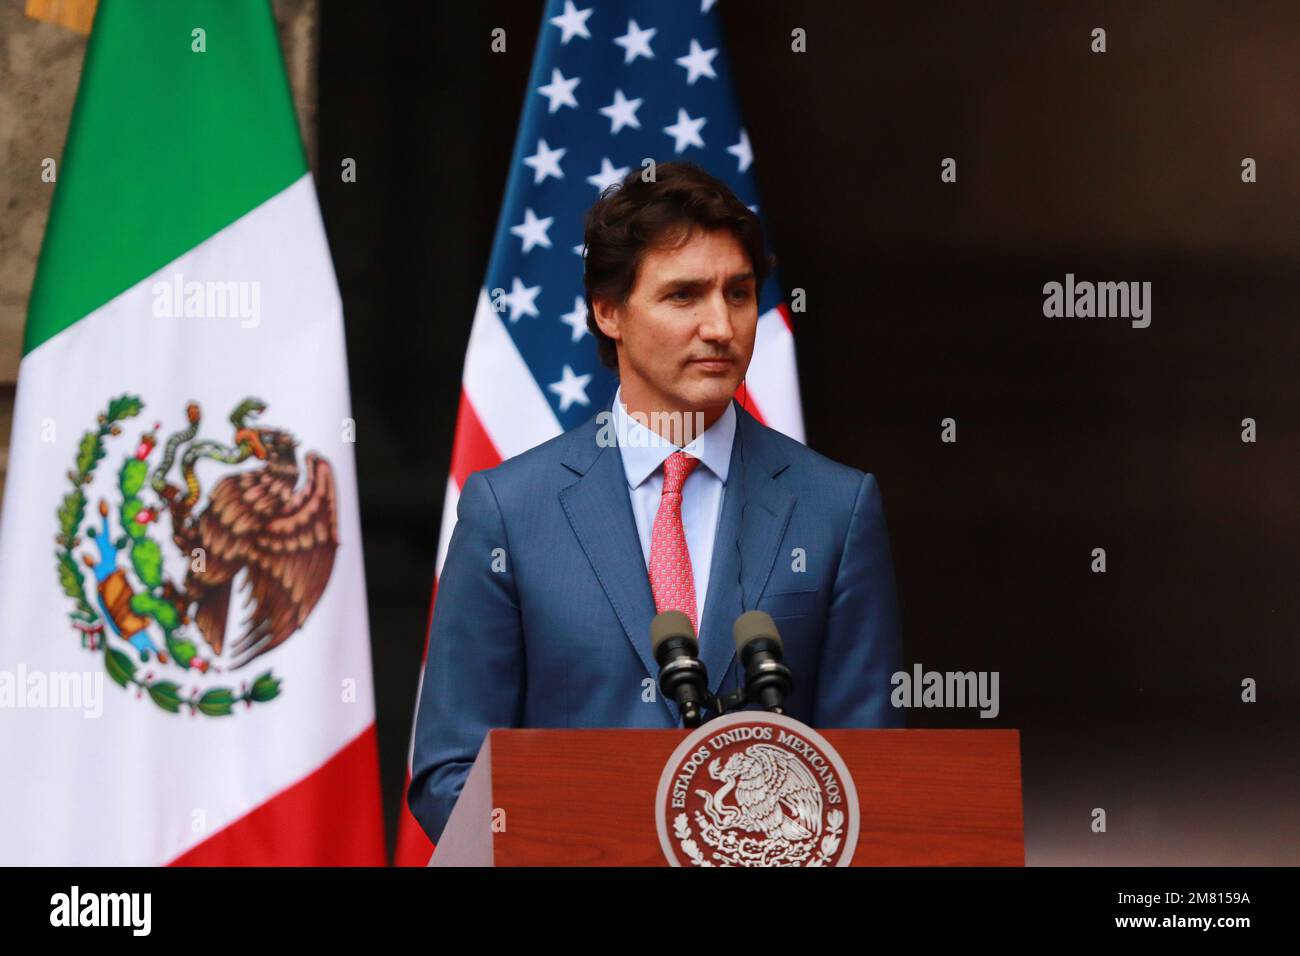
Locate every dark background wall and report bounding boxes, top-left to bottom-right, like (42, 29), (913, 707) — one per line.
(318, 1), (1299, 863)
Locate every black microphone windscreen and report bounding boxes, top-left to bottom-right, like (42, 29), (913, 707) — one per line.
(651, 610), (697, 657)
(732, 610), (782, 653)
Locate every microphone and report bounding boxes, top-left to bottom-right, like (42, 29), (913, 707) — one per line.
(651, 610), (709, 728)
(732, 611), (793, 714)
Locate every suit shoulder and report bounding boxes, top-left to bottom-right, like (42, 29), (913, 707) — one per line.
(464, 410), (604, 500)
(751, 417), (871, 500)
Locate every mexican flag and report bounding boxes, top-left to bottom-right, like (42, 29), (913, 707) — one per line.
(0, 0), (385, 864)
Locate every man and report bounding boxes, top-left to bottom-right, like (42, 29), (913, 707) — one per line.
(409, 163), (903, 843)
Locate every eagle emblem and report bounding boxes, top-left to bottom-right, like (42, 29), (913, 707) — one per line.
(54, 395), (339, 715)
(655, 712), (860, 866)
(699, 745), (825, 843)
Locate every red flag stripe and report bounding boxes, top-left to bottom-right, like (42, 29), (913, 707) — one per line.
(169, 725), (386, 866)
(450, 387), (504, 490)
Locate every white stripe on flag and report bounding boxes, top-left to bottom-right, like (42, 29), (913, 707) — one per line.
(435, 477), (460, 579)
(746, 306), (805, 444)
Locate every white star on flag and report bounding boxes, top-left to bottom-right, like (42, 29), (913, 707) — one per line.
(587, 158), (630, 193)
(548, 364), (592, 411)
(549, 1), (593, 44)
(537, 68), (580, 113)
(675, 39), (718, 84)
(560, 296), (590, 342)
(664, 108), (707, 153)
(614, 19), (656, 63)
(523, 138), (566, 184)
(600, 89), (643, 134)
(501, 276), (541, 322)
(727, 130), (753, 173)
(510, 207), (554, 253)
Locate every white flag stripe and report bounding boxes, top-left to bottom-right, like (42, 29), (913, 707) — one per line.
(435, 478), (460, 580)
(745, 307), (806, 444)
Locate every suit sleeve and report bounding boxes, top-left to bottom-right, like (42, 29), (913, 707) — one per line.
(407, 469), (524, 842)
(812, 471), (905, 729)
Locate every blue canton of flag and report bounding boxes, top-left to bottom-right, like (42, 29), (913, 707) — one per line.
(486, 0), (780, 429)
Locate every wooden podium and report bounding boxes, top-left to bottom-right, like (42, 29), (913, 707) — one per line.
(430, 728), (1024, 866)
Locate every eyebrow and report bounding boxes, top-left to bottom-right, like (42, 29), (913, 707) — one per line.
(655, 271), (755, 293)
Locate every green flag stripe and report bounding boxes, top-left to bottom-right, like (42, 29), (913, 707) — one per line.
(24, 0), (307, 355)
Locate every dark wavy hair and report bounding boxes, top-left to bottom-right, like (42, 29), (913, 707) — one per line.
(582, 162), (774, 370)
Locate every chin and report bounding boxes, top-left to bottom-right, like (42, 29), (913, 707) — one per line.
(680, 379), (737, 411)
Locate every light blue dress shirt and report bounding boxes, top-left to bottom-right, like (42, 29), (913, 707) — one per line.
(610, 384), (737, 627)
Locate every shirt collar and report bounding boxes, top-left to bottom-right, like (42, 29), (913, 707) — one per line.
(610, 384), (737, 489)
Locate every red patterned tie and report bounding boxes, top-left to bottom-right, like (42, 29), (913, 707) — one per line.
(648, 451), (702, 633)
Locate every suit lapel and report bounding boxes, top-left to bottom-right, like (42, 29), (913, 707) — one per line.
(558, 398), (795, 718)
(697, 403), (796, 695)
(557, 403), (665, 714)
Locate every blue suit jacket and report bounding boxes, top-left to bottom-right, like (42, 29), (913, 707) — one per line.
(408, 396), (904, 841)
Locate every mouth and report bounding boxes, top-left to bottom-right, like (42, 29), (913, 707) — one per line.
(689, 357), (734, 373)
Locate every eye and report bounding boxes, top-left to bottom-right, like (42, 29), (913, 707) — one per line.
(669, 290), (691, 302)
(729, 286), (753, 301)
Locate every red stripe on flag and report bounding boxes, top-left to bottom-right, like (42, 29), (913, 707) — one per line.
(450, 388), (502, 489)
(393, 777), (436, 866)
(169, 725), (386, 866)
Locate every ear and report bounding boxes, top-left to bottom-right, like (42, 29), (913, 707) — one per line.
(591, 296), (624, 344)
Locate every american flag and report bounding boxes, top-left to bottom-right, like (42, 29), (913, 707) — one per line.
(394, 0), (804, 865)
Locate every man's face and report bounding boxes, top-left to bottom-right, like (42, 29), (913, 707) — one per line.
(595, 228), (758, 418)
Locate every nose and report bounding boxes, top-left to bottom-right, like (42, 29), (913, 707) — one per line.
(697, 290), (734, 345)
